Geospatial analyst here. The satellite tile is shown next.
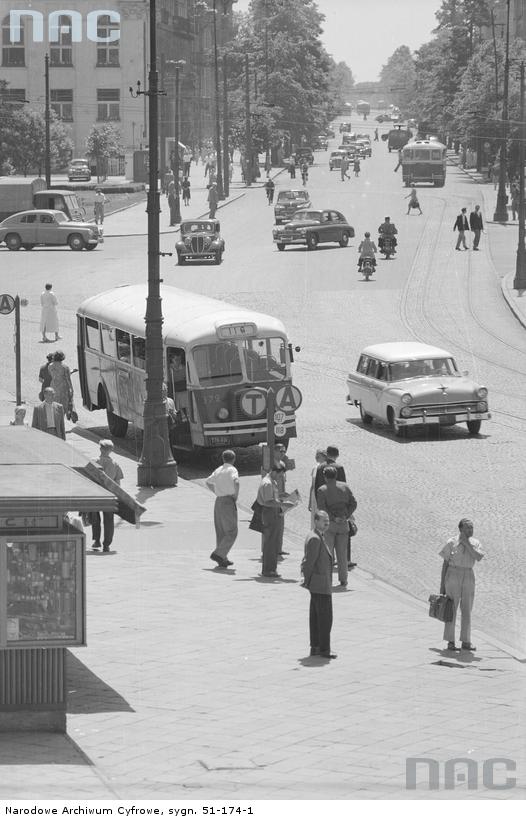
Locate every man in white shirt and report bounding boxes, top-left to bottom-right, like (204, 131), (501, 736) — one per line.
(439, 518), (484, 652)
(206, 450), (240, 568)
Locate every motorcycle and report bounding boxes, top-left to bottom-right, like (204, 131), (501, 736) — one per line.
(360, 256), (376, 281)
(379, 234), (396, 259)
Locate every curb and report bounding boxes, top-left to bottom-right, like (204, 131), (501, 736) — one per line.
(501, 271), (526, 330)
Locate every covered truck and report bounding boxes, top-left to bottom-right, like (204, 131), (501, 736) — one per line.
(0, 178), (85, 222)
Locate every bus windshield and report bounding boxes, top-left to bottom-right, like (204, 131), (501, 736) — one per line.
(193, 338), (287, 386)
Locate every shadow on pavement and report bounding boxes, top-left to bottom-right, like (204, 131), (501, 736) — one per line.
(66, 652), (134, 715)
(0, 732), (94, 766)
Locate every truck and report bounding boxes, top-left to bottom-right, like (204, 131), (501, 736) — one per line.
(356, 100), (371, 118)
(0, 177), (86, 222)
(386, 127), (413, 153)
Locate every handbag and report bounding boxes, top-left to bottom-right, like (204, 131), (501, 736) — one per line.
(348, 514), (358, 537)
(67, 400), (78, 423)
(428, 593), (454, 623)
(248, 499), (264, 533)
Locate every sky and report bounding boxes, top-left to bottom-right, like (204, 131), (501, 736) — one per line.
(235, 0), (441, 82)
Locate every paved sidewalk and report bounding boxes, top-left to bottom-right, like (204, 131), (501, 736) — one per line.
(0, 389), (525, 799)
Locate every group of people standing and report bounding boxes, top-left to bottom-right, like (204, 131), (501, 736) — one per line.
(32, 348), (75, 440)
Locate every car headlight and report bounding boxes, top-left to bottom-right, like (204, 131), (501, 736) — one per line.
(216, 407), (230, 420)
(185, 237), (192, 247)
(275, 205), (284, 210)
(400, 406), (413, 418)
(296, 228), (307, 235)
(401, 393), (412, 405)
(476, 401), (487, 412)
(477, 387), (488, 398)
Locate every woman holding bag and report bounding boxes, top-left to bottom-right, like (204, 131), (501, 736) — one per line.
(48, 350), (74, 419)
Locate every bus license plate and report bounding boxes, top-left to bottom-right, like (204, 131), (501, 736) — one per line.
(209, 436), (231, 445)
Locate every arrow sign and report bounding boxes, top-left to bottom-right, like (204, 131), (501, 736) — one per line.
(0, 294), (15, 315)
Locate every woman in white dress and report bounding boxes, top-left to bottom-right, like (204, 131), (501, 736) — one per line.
(308, 449), (327, 529)
(40, 283), (60, 343)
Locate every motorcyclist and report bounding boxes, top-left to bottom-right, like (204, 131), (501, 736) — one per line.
(378, 216), (398, 252)
(357, 232), (377, 272)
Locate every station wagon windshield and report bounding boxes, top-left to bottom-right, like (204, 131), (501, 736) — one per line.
(389, 358), (458, 381)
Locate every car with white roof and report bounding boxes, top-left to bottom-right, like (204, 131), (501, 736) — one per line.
(346, 342), (490, 437)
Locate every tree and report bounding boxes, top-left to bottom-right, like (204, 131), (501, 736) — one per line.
(0, 107), (72, 175)
(86, 124), (122, 181)
(327, 60), (355, 119)
(379, 46), (417, 116)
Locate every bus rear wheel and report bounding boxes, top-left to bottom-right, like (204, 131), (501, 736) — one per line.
(106, 409), (128, 437)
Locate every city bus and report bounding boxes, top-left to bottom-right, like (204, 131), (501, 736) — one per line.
(401, 138), (447, 187)
(76, 284), (299, 451)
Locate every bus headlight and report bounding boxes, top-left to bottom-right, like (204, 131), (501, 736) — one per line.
(401, 393), (412, 405)
(216, 407), (230, 420)
(477, 387), (488, 399)
(400, 406), (413, 418)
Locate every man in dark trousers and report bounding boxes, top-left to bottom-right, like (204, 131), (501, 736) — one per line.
(301, 511), (336, 659)
(316, 467), (357, 588)
(454, 207), (470, 250)
(31, 387), (66, 440)
(313, 445), (355, 571)
(469, 204), (484, 251)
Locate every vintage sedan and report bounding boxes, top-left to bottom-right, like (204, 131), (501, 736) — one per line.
(274, 189), (311, 224)
(273, 209), (355, 251)
(176, 219), (225, 265)
(329, 150), (348, 170)
(68, 158), (91, 182)
(0, 209), (100, 251)
(346, 342), (491, 437)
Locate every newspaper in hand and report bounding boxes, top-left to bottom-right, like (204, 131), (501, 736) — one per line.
(280, 489), (301, 513)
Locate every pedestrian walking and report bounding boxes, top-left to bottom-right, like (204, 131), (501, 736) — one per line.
(340, 156), (350, 181)
(301, 511), (336, 659)
(90, 440), (124, 553)
(393, 149), (403, 172)
(469, 204), (484, 250)
(256, 465), (285, 578)
(308, 449), (327, 529)
(167, 181), (178, 226)
(93, 188), (108, 225)
(40, 283), (60, 343)
(300, 162), (309, 186)
(454, 207), (469, 250)
(206, 450), (239, 569)
(405, 187), (422, 215)
(38, 352), (54, 400)
(439, 518), (484, 652)
(353, 158), (361, 177)
(511, 187), (519, 220)
(374, 128), (379, 141)
(208, 182), (219, 218)
(31, 387), (66, 440)
(264, 177), (275, 205)
(183, 149), (192, 177)
(289, 159), (296, 179)
(316, 467), (357, 588)
(48, 350), (74, 418)
(182, 176), (191, 206)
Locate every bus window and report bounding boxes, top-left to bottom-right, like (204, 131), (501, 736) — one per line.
(403, 150), (413, 160)
(243, 337), (287, 381)
(414, 149), (428, 160)
(431, 150), (442, 160)
(132, 336), (145, 370)
(193, 343), (242, 386)
(116, 329), (131, 363)
(100, 323), (116, 357)
(85, 317), (101, 351)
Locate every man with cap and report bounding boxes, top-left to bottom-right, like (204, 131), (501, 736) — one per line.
(90, 439), (124, 552)
(454, 207), (470, 250)
(93, 188), (108, 225)
(208, 182), (219, 218)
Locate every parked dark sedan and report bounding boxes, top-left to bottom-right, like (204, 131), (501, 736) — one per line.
(176, 219), (225, 264)
(273, 209), (355, 251)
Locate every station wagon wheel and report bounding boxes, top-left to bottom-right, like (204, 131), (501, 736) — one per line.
(339, 231), (350, 247)
(387, 407), (406, 438)
(68, 233), (85, 251)
(359, 405), (373, 425)
(277, 243), (285, 251)
(466, 420), (482, 436)
(5, 233), (22, 251)
(307, 233), (318, 250)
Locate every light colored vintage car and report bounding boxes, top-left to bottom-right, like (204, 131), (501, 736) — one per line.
(0, 209), (100, 250)
(346, 342), (491, 437)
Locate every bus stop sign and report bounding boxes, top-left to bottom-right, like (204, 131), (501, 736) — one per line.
(240, 388), (267, 417)
(275, 385), (302, 412)
(0, 294), (15, 315)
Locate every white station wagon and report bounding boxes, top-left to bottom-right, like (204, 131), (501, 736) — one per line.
(346, 342), (491, 437)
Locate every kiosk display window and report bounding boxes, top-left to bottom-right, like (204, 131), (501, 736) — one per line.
(0, 535), (84, 647)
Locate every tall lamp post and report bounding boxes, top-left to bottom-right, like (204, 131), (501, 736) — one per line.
(166, 58), (185, 226)
(44, 53), (51, 187)
(130, 0), (178, 487)
(514, 60), (526, 292)
(494, 0), (510, 222)
(212, 0), (224, 199)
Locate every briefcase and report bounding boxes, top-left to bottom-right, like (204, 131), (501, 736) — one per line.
(428, 593), (454, 623)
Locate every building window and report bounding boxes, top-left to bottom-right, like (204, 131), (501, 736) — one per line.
(96, 14), (120, 66)
(51, 89), (73, 121)
(97, 88), (120, 121)
(2, 15), (25, 66)
(0, 87), (26, 107)
(49, 15), (73, 66)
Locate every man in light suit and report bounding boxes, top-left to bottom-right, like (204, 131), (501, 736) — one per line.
(31, 387), (66, 440)
(301, 510), (336, 659)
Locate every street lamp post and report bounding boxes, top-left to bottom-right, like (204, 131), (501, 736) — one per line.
(244, 53), (253, 186)
(166, 59), (185, 226)
(130, 0), (178, 487)
(212, 0), (224, 199)
(514, 60), (526, 292)
(222, 53), (229, 197)
(44, 53), (51, 188)
(494, 0), (510, 222)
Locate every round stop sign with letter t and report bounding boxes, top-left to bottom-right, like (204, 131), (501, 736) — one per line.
(240, 388), (267, 417)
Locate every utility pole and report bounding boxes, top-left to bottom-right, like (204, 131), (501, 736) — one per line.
(494, 0), (510, 222)
(166, 59), (185, 225)
(514, 61), (526, 292)
(44, 53), (51, 188)
(131, 0), (177, 487)
(244, 53), (252, 186)
(222, 53), (229, 197)
(212, 0), (224, 199)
